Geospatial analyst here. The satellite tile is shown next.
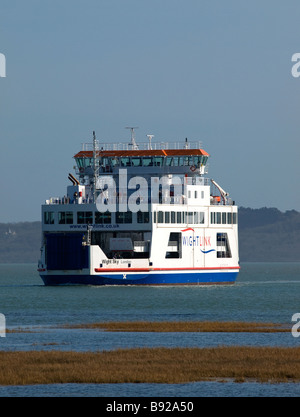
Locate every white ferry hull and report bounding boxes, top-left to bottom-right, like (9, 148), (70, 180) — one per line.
(39, 269), (239, 286)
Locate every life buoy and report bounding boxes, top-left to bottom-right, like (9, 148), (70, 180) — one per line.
(190, 165), (196, 172)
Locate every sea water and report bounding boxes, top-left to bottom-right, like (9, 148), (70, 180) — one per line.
(0, 262), (300, 397)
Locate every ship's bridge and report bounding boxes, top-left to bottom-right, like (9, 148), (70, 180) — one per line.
(74, 141), (209, 177)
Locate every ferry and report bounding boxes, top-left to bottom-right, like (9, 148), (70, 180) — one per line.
(38, 129), (239, 285)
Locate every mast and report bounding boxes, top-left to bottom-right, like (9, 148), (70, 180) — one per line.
(93, 131), (99, 203)
(126, 126), (139, 150)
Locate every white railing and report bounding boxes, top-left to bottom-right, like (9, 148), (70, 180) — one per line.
(81, 140), (203, 152)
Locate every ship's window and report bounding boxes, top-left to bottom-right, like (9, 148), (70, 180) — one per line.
(165, 212), (170, 224)
(199, 212), (205, 224)
(95, 212), (111, 224)
(194, 211), (205, 224)
(44, 211), (55, 225)
(157, 211), (164, 223)
(216, 233), (232, 258)
(75, 157), (94, 169)
(116, 211), (132, 224)
(194, 156), (201, 166)
(187, 212), (194, 224)
(171, 211), (176, 223)
(79, 158), (92, 168)
(76, 158), (84, 169)
(166, 157), (173, 166)
(173, 157), (179, 166)
(120, 157), (131, 167)
(59, 212), (73, 224)
(137, 211), (150, 223)
(211, 212), (222, 224)
(77, 211), (93, 224)
(131, 157), (142, 167)
(58, 212), (65, 224)
(66, 212), (73, 224)
(142, 157), (153, 167)
(154, 157), (164, 167)
(111, 158), (119, 167)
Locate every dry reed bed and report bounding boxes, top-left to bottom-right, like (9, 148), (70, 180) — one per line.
(1, 346), (300, 385)
(62, 321), (289, 333)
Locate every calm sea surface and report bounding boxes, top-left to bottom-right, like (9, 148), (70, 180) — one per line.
(0, 262), (300, 397)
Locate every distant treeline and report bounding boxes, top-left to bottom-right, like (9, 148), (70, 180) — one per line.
(0, 207), (299, 263)
(0, 222), (41, 264)
(238, 207), (300, 262)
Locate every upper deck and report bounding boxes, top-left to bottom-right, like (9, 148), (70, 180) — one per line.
(43, 133), (234, 209)
(74, 140), (210, 176)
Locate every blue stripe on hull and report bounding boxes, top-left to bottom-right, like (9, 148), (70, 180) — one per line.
(40, 271), (238, 286)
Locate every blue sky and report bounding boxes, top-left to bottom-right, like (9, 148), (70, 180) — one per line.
(1, 0), (300, 222)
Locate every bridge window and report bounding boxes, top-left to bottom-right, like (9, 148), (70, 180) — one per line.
(166, 157), (173, 166)
(154, 157), (164, 166)
(142, 157), (153, 167)
(131, 157), (142, 167)
(120, 157), (131, 167)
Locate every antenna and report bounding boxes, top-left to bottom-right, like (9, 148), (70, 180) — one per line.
(146, 134), (154, 150)
(126, 126), (139, 150)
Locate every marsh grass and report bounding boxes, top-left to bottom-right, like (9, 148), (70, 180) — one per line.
(62, 321), (289, 333)
(1, 346), (300, 385)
